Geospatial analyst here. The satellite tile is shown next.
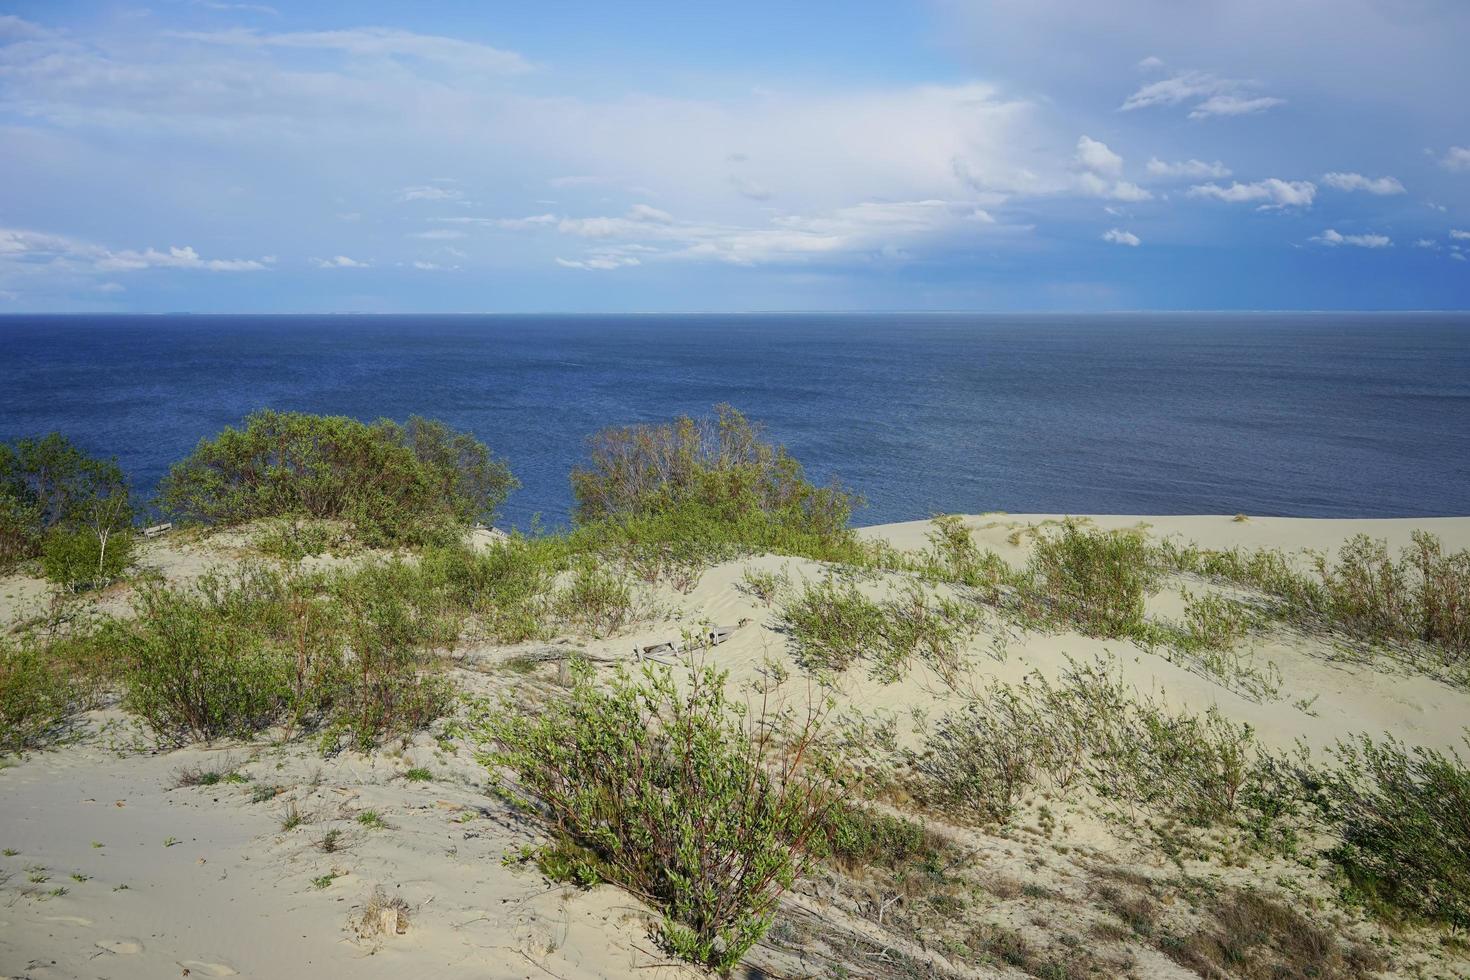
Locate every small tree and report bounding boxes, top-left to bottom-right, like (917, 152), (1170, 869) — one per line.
(2, 434), (134, 581)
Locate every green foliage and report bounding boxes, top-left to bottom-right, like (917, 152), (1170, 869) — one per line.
(1026, 520), (1157, 637)
(1, 433), (134, 577)
(0, 638), (77, 753)
(553, 557), (636, 637)
(570, 405), (861, 564)
(1324, 734), (1470, 928)
(157, 410), (516, 547)
(1158, 531), (1470, 678)
(778, 576), (979, 682)
(41, 527), (134, 590)
(117, 579), (294, 744)
(113, 563), (452, 748)
(778, 576), (885, 673)
(419, 534), (567, 643)
(910, 658), (1260, 826)
(480, 661), (835, 972)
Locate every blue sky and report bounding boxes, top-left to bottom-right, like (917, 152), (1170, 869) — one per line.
(1, 0), (1468, 312)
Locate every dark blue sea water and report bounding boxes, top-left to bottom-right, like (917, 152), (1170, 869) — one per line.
(2, 313), (1468, 527)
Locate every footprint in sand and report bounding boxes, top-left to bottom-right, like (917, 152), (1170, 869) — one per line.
(178, 960), (239, 976)
(96, 938), (144, 955)
(42, 914), (94, 927)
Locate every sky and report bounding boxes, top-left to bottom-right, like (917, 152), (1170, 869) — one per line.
(1, 1), (1468, 313)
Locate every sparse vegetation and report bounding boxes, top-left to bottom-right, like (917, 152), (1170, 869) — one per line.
(570, 404), (862, 566)
(1026, 520), (1157, 638)
(158, 410), (516, 547)
(1, 433), (134, 586)
(1323, 733), (1470, 928)
(480, 660), (837, 972)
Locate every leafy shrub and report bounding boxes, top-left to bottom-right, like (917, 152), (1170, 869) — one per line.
(1026, 521), (1157, 637)
(1, 433), (133, 577)
(779, 577), (979, 682)
(553, 558), (636, 637)
(1324, 734), (1470, 928)
(41, 527), (133, 591)
(0, 639), (76, 752)
(420, 535), (566, 643)
(1158, 532), (1470, 676)
(158, 410), (516, 546)
(117, 580), (294, 744)
(570, 405), (860, 563)
(918, 515), (1015, 595)
(909, 658), (1261, 826)
(778, 576), (886, 673)
(114, 563), (454, 748)
(481, 661), (835, 972)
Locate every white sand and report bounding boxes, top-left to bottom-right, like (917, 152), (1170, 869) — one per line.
(3, 514), (1468, 978)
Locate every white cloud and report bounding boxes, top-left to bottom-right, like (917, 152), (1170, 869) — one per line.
(1310, 229), (1390, 248)
(625, 204), (674, 224)
(169, 27), (531, 74)
(190, 1), (280, 13)
(399, 185), (463, 203)
(95, 281), (126, 292)
(1441, 147), (1470, 172)
(1102, 228), (1141, 246)
(556, 255), (642, 271)
(1322, 172), (1406, 195)
(1451, 230), (1470, 240)
(729, 174), (772, 201)
(1070, 137), (1151, 201)
(0, 226), (273, 274)
(410, 229), (466, 240)
(1121, 70), (1282, 120)
(502, 198), (1006, 269)
(1075, 136), (1122, 177)
(1146, 158), (1230, 179)
(311, 255), (369, 268)
(0, 14), (48, 40)
(1188, 95), (1285, 119)
(1188, 179), (1316, 209)
(1136, 55), (1165, 71)
(1413, 239), (1438, 249)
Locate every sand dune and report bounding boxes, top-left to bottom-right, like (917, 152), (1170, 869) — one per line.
(3, 514), (1468, 979)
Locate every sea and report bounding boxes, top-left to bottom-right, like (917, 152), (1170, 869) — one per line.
(2, 312), (1468, 528)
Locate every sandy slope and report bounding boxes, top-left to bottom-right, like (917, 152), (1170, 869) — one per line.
(3, 514), (1469, 979)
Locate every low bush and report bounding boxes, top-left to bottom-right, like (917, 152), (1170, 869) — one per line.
(0, 639), (77, 752)
(481, 661), (836, 972)
(553, 558), (636, 637)
(1158, 532), (1470, 677)
(41, 527), (133, 591)
(1, 433), (134, 580)
(570, 405), (861, 564)
(113, 563), (454, 748)
(157, 410), (516, 547)
(1324, 733), (1470, 928)
(1026, 520), (1157, 638)
(117, 580), (294, 744)
(909, 658), (1261, 827)
(778, 576), (885, 673)
(420, 535), (567, 643)
(779, 576), (979, 682)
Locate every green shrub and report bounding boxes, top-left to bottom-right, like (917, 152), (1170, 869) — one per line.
(570, 405), (860, 563)
(0, 639), (75, 752)
(909, 658), (1261, 827)
(1, 433), (134, 575)
(1324, 734), (1470, 928)
(778, 576), (886, 673)
(918, 515), (1015, 595)
(1027, 521), (1157, 637)
(1157, 532), (1470, 675)
(420, 535), (567, 643)
(779, 577), (979, 682)
(157, 410), (516, 547)
(118, 582), (293, 744)
(481, 662), (835, 972)
(553, 558), (636, 637)
(41, 527), (133, 591)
